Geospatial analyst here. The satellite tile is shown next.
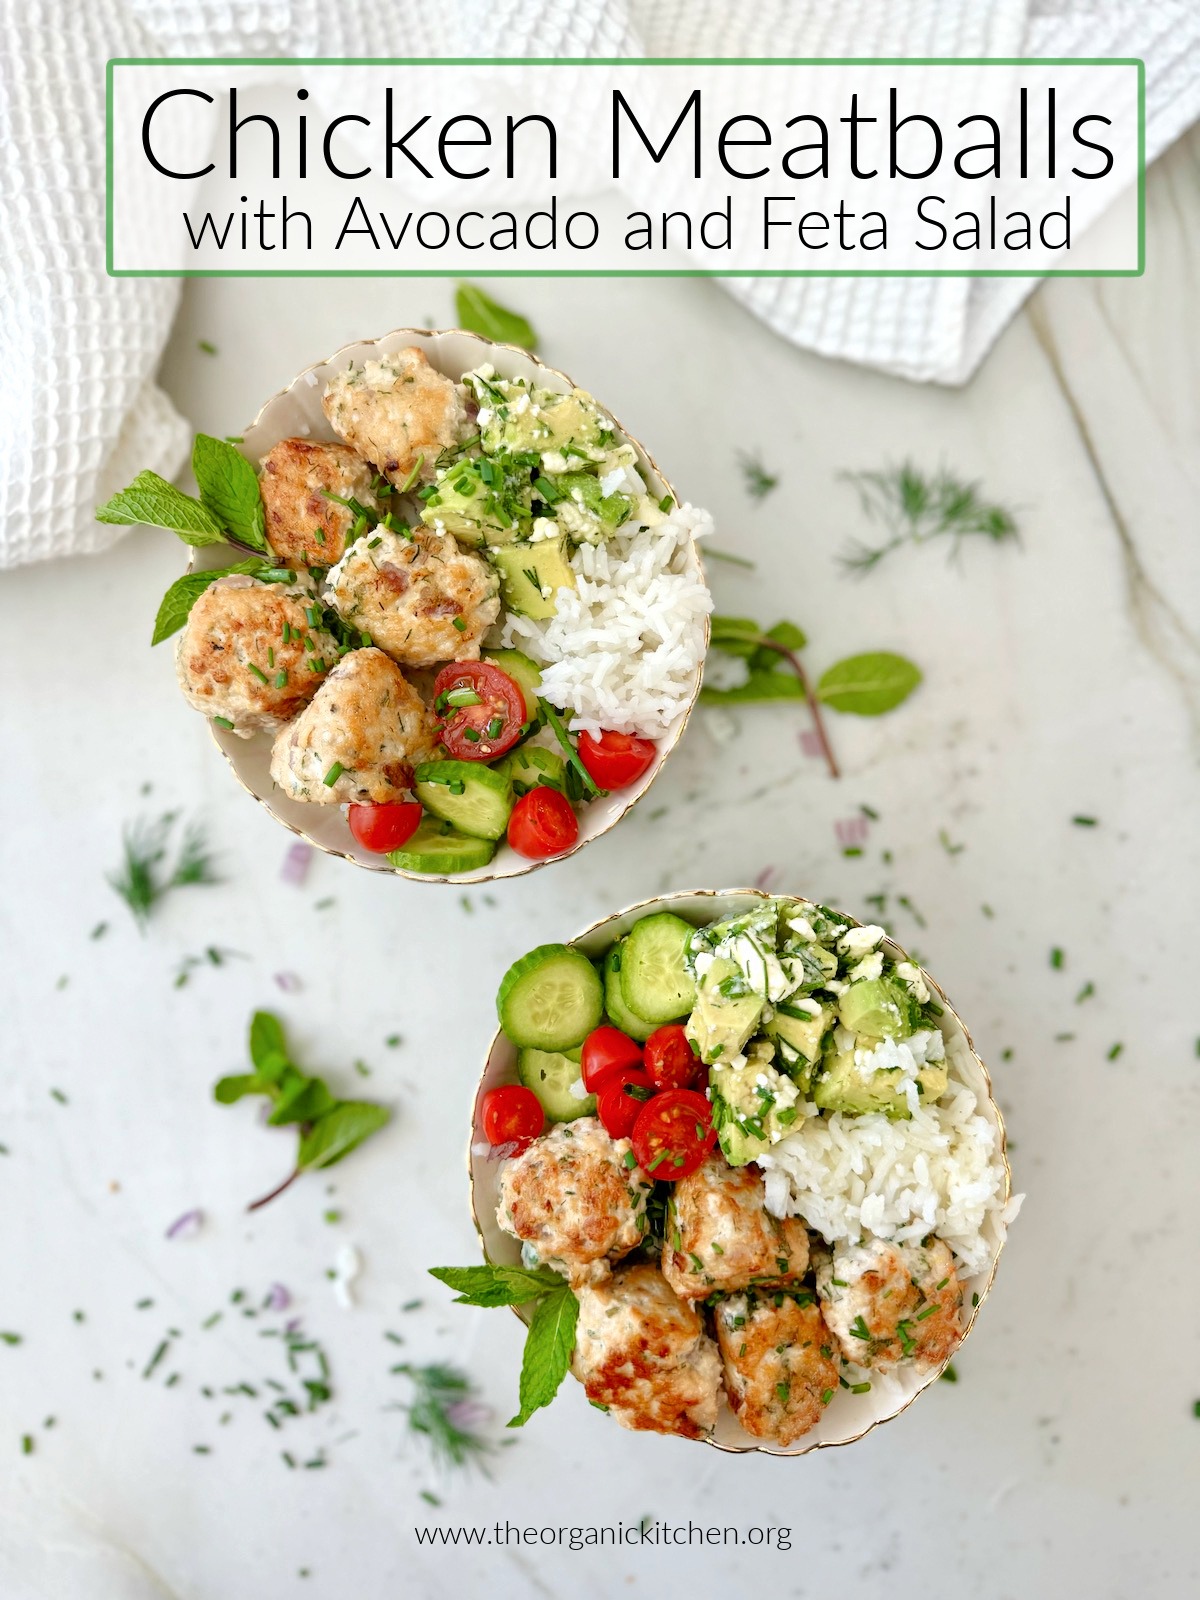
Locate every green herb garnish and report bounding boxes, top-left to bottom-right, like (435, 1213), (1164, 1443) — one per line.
(840, 462), (1018, 573)
(390, 1363), (492, 1470)
(108, 814), (219, 929)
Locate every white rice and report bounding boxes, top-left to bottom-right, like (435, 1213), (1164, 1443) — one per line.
(758, 1035), (1012, 1276)
(497, 506), (713, 738)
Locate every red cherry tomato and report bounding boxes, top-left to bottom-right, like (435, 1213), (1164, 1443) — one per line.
(433, 662), (527, 761)
(507, 787), (579, 860)
(347, 800), (423, 854)
(581, 1026), (643, 1094)
(631, 1089), (717, 1181)
(578, 729), (657, 790)
(481, 1084), (544, 1151)
(643, 1024), (703, 1092)
(596, 1069), (654, 1141)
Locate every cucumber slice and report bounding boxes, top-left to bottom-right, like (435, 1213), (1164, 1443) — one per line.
(497, 944), (604, 1050)
(485, 649), (541, 720)
(388, 818), (496, 875)
(619, 913), (697, 1025)
(415, 759), (513, 841)
(602, 944), (656, 1042)
(517, 1045), (594, 1122)
(503, 744), (566, 795)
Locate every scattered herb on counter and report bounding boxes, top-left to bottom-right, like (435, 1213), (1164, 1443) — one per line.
(429, 1264), (578, 1427)
(1072, 815), (1098, 827)
(839, 462), (1018, 574)
(198, 339), (218, 355)
(455, 283), (538, 350)
(175, 946), (245, 988)
(1050, 948), (1064, 969)
(938, 829), (965, 856)
(704, 547), (756, 569)
(738, 451), (779, 500)
(0, 1332), (22, 1346)
(391, 1363), (493, 1471)
(214, 1011), (391, 1210)
(108, 814), (219, 929)
(940, 1363), (959, 1383)
(1107, 1042), (1124, 1061)
(1075, 982), (1095, 1004)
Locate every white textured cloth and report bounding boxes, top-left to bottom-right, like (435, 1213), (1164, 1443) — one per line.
(1, 0), (1198, 570)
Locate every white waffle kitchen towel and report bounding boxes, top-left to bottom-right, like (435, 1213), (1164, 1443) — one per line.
(1, 0), (1197, 570)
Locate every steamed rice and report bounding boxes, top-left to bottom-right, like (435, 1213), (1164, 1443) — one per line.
(758, 1034), (1011, 1276)
(498, 506), (713, 738)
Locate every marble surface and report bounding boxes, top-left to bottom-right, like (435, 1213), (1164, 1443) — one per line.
(3, 127), (1199, 1600)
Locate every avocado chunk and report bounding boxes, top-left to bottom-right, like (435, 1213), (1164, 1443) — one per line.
(491, 536), (575, 619)
(419, 458), (530, 546)
(685, 956), (765, 1067)
(708, 1040), (802, 1166)
(551, 471), (632, 542)
(765, 1000), (831, 1092)
(479, 382), (613, 462)
(837, 977), (923, 1040)
(811, 1048), (948, 1121)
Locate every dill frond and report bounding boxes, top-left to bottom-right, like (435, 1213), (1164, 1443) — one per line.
(738, 451), (779, 501)
(392, 1362), (492, 1471)
(171, 822), (220, 889)
(107, 813), (220, 929)
(839, 462), (1018, 574)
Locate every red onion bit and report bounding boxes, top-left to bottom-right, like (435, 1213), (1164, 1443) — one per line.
(834, 815), (869, 847)
(265, 1282), (291, 1311)
(165, 1208), (204, 1240)
(280, 841), (314, 887)
(754, 865), (776, 890)
(273, 971), (303, 993)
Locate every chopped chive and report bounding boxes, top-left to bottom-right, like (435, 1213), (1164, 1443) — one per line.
(274, 669), (288, 689)
(486, 717), (503, 739)
(1050, 947), (1064, 969)
(445, 687), (482, 708)
(247, 664), (269, 684)
(451, 616), (467, 632)
(658, 493), (674, 513)
(21, 1434), (33, 1454)
(213, 716), (234, 730)
(1072, 815), (1098, 827)
(322, 762), (344, 787)
(1107, 1042), (1124, 1061)
(267, 648), (275, 668)
(820, 1388), (834, 1406)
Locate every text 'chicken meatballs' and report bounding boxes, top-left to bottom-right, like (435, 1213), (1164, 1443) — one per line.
(325, 526), (500, 670)
(176, 574), (340, 738)
(322, 348), (469, 488)
(269, 646), (439, 805)
(572, 1263), (722, 1439)
(258, 438), (383, 568)
(715, 1290), (840, 1447)
(662, 1154), (810, 1301)
(496, 1118), (652, 1285)
(815, 1236), (963, 1373)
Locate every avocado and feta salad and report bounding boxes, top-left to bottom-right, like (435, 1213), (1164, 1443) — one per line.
(445, 895), (1012, 1446)
(100, 343), (711, 877)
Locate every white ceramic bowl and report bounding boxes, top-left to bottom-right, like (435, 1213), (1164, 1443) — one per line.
(191, 328), (708, 883)
(469, 888), (1012, 1456)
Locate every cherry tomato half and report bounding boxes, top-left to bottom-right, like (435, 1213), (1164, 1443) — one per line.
(578, 729), (657, 790)
(643, 1024), (703, 1092)
(507, 787), (579, 860)
(433, 662), (527, 761)
(581, 1026), (644, 1094)
(631, 1089), (717, 1181)
(481, 1084), (544, 1151)
(596, 1069), (654, 1141)
(347, 800), (423, 854)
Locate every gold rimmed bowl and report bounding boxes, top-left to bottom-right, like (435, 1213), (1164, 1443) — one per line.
(190, 328), (708, 883)
(469, 887), (1013, 1455)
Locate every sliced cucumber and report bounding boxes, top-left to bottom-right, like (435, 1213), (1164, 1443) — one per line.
(517, 1046), (594, 1122)
(388, 818), (496, 875)
(497, 944), (604, 1051)
(415, 759), (513, 841)
(619, 912), (697, 1025)
(491, 536), (575, 619)
(503, 744), (566, 795)
(485, 648), (542, 720)
(602, 944), (656, 1042)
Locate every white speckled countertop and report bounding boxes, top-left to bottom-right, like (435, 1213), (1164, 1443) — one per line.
(2, 128), (1198, 1600)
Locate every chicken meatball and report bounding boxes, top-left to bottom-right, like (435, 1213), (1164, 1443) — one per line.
(268, 647), (439, 804)
(815, 1236), (963, 1373)
(661, 1155), (810, 1301)
(175, 574), (339, 738)
(572, 1264), (721, 1439)
(715, 1291), (839, 1447)
(258, 438), (383, 568)
(322, 348), (468, 487)
(325, 526), (500, 670)
(496, 1118), (651, 1285)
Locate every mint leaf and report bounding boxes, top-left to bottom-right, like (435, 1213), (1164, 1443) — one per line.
(702, 669), (805, 705)
(151, 558), (269, 645)
(708, 615), (767, 658)
(213, 1073), (264, 1104)
(756, 619), (807, 655)
(455, 283), (538, 350)
(507, 1286), (578, 1427)
(429, 1264), (567, 1308)
(266, 1071), (336, 1127)
(193, 435), (268, 552)
(297, 1101), (390, 1170)
(816, 651), (922, 716)
(248, 1010), (290, 1076)
(96, 470), (227, 544)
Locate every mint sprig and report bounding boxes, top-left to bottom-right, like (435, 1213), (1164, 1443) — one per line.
(455, 283), (538, 350)
(192, 434), (268, 552)
(152, 558), (275, 645)
(96, 470), (227, 545)
(429, 1263), (577, 1426)
(215, 1011), (390, 1210)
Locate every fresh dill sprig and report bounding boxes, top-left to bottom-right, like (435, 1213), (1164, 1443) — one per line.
(839, 461), (1018, 574)
(391, 1362), (492, 1471)
(738, 451), (779, 501)
(108, 813), (219, 928)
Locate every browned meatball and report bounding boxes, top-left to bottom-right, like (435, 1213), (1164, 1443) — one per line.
(572, 1264), (721, 1439)
(815, 1236), (963, 1373)
(661, 1155), (810, 1301)
(325, 526), (499, 670)
(268, 647), (439, 804)
(496, 1119), (651, 1284)
(258, 438), (383, 567)
(322, 348), (468, 487)
(175, 574), (338, 737)
(714, 1290), (839, 1447)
